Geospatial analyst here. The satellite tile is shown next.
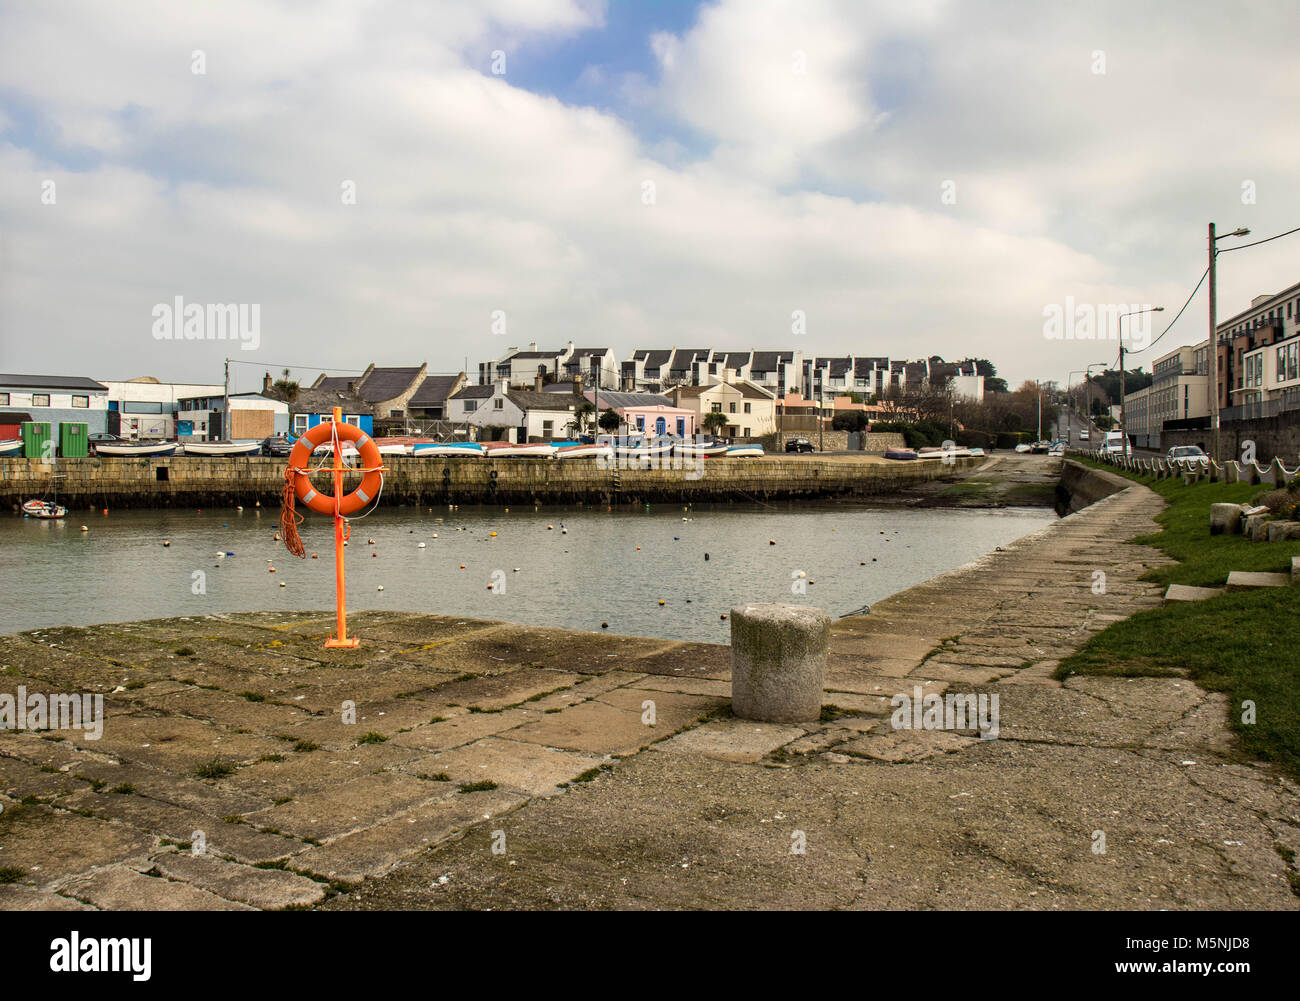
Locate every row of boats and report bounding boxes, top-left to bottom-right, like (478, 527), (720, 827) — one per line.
(3, 436), (766, 459)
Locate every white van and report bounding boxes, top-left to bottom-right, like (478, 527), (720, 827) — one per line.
(1102, 430), (1126, 455)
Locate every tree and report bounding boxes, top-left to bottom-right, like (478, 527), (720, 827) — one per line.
(597, 409), (620, 433)
(701, 411), (730, 436)
(573, 400), (595, 433)
(832, 410), (868, 432)
(271, 368), (299, 401)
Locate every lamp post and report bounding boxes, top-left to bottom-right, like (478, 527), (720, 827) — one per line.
(1118, 307), (1165, 457)
(1208, 223), (1251, 461)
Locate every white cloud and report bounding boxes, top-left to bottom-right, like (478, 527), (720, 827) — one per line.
(0, 0), (1296, 390)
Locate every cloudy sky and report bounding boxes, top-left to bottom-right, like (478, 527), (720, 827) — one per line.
(1, 0), (1297, 392)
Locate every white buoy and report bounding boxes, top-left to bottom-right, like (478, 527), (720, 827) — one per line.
(418, 542), (426, 548)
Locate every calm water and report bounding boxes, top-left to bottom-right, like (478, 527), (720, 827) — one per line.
(0, 503), (1054, 642)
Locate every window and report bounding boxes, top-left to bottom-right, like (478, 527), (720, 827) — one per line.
(636, 416), (645, 430)
(743, 402), (751, 414)
(542, 420), (553, 438)
(71, 395), (89, 408)
(711, 403), (722, 413)
(464, 400), (478, 412)
(729, 402), (737, 413)
(389, 409), (403, 418)
(743, 428), (750, 436)
(32, 393), (50, 407)
(493, 398), (504, 409)
(0, 393), (8, 405)
(293, 414), (309, 433)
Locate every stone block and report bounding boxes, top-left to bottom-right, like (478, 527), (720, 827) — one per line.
(1266, 520), (1300, 542)
(1163, 584), (1225, 604)
(1225, 571), (1290, 591)
(1209, 503), (1245, 535)
(730, 603), (830, 723)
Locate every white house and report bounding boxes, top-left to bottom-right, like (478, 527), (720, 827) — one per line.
(449, 380), (580, 442)
(0, 374), (109, 436)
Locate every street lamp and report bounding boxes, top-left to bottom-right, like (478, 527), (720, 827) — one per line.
(1118, 307), (1164, 456)
(1208, 224), (1251, 461)
(1066, 364), (1107, 443)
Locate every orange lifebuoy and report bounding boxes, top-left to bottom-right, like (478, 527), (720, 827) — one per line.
(287, 422), (383, 517)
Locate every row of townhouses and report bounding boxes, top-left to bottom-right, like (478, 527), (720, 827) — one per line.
(1122, 281), (1300, 449)
(1, 345), (988, 447)
(477, 343), (986, 404)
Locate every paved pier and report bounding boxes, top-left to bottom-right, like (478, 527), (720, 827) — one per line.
(2, 473), (1297, 910)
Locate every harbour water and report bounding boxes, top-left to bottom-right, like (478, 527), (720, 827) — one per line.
(0, 503), (1055, 642)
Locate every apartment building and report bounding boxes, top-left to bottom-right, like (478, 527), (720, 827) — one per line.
(1214, 281), (1300, 415)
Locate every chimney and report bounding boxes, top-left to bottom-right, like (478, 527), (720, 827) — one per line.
(347, 381), (357, 393)
(498, 376), (509, 393)
(535, 372), (544, 391)
(262, 372), (272, 393)
(528, 342), (537, 352)
(573, 374), (583, 397)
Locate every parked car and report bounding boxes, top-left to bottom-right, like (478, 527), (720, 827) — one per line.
(88, 432), (122, 444)
(262, 434), (294, 457)
(967, 447), (985, 457)
(784, 437), (815, 453)
(1166, 444), (1209, 468)
(1030, 440), (1052, 454)
(1014, 443), (1032, 454)
(1078, 430), (1089, 441)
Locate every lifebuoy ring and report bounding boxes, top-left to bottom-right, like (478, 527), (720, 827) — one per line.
(287, 422), (383, 516)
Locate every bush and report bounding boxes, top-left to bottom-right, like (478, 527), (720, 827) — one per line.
(956, 429), (991, 449)
(995, 431), (1020, 450)
(831, 411), (868, 432)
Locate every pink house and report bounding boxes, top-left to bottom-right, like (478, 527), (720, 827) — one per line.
(585, 390), (697, 437)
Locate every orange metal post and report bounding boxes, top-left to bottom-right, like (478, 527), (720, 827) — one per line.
(324, 406), (359, 648)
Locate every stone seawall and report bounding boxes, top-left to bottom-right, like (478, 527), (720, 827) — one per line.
(0, 455), (982, 510)
(1056, 458), (1134, 514)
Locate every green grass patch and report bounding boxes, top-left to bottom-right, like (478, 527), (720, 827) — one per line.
(355, 731), (388, 745)
(1071, 458), (1300, 587)
(1059, 459), (1300, 780)
(457, 780), (498, 793)
(0, 866), (27, 884)
(192, 757), (236, 780)
(292, 740), (320, 753)
(108, 783), (135, 795)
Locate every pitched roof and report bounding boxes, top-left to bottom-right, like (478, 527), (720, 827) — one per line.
(585, 391), (676, 409)
(506, 390), (577, 412)
(736, 382), (775, 400)
(355, 366), (423, 403)
(0, 374), (108, 391)
(750, 351), (791, 370)
(409, 375), (462, 406)
(264, 385), (373, 416)
(640, 350), (671, 370)
(451, 385), (494, 400)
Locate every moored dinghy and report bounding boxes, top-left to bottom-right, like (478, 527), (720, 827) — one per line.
(94, 440), (179, 457)
(180, 440), (262, 456)
(21, 499), (68, 519)
(412, 441), (485, 458)
(555, 442), (613, 459)
(725, 444), (764, 458)
(0, 438), (22, 457)
(481, 441), (556, 458)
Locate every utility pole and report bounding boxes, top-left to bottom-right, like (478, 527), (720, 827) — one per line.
(1118, 344), (1126, 456)
(223, 357), (230, 443)
(1207, 224), (1250, 460)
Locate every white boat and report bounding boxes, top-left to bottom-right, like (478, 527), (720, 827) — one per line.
(376, 444), (412, 457)
(555, 443), (613, 459)
(412, 442), (485, 458)
(482, 442), (556, 458)
(612, 437), (673, 459)
(725, 444), (765, 458)
(0, 438), (22, 457)
(22, 499), (68, 519)
(180, 440), (262, 456)
(94, 440), (179, 457)
(673, 439), (729, 458)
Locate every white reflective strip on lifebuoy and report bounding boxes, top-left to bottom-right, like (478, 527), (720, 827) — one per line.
(302, 488), (317, 503)
(354, 488), (370, 503)
(356, 434), (370, 448)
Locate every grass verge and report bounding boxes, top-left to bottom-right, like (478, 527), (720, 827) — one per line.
(1057, 458), (1300, 779)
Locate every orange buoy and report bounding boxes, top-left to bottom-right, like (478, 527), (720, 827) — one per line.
(286, 424), (383, 517)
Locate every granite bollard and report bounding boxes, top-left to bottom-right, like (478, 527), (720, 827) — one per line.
(730, 603), (830, 723)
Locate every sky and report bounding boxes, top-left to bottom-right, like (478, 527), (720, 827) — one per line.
(1, 0), (1298, 393)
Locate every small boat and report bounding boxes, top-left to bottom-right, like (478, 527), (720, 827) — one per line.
(372, 436), (434, 457)
(412, 441), (485, 458)
(674, 439), (730, 458)
(883, 448), (918, 460)
(725, 444), (765, 458)
(94, 440), (179, 457)
(22, 499), (68, 519)
(180, 440), (262, 456)
(376, 444), (412, 457)
(612, 437), (674, 459)
(555, 443), (614, 459)
(0, 438), (22, 458)
(481, 442), (556, 458)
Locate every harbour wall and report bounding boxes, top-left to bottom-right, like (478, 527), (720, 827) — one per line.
(1, 455), (983, 510)
(1055, 458), (1133, 514)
